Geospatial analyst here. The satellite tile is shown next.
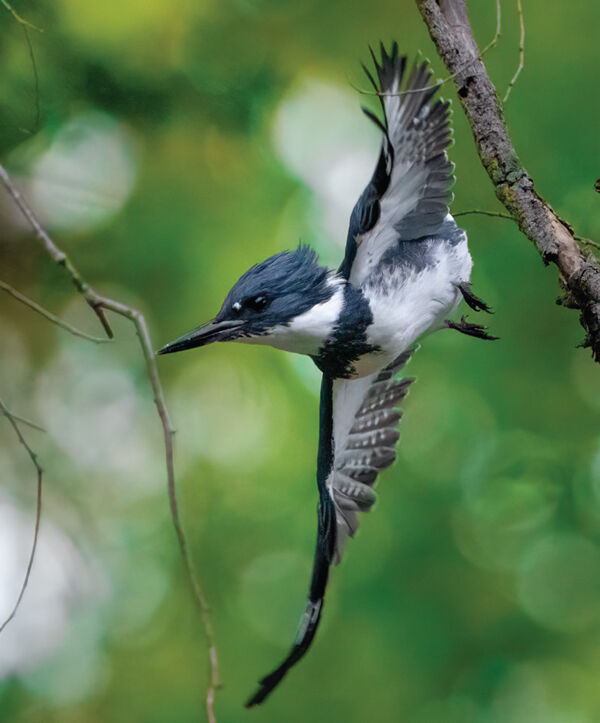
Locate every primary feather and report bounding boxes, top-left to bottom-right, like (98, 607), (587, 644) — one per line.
(330, 349), (414, 563)
(342, 41), (455, 284)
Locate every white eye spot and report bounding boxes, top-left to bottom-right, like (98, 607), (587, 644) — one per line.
(233, 302), (242, 312)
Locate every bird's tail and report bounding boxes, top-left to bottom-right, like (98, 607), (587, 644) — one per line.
(244, 494), (336, 707)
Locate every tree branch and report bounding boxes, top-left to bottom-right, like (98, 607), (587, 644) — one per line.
(0, 398), (43, 634)
(0, 163), (220, 722)
(1, 0), (42, 30)
(0, 280), (112, 343)
(0, 165), (114, 338)
(0, 404), (46, 433)
(502, 0), (524, 103)
(415, 0), (600, 360)
(454, 209), (514, 221)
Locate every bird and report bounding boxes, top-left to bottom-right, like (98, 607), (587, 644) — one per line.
(158, 42), (495, 707)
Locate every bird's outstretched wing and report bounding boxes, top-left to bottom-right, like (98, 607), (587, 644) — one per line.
(329, 349), (414, 563)
(246, 352), (414, 707)
(339, 42), (454, 282)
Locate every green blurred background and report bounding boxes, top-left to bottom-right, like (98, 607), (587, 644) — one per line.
(1, 1), (599, 721)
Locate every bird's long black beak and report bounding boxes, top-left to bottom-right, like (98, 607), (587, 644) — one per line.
(157, 319), (246, 355)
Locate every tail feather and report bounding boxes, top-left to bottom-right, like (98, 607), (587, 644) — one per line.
(244, 598), (324, 708)
(245, 493), (336, 707)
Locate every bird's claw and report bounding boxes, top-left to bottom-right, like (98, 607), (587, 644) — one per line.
(445, 315), (498, 340)
(457, 281), (493, 313)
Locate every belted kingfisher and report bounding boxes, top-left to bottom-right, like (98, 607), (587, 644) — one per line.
(159, 42), (495, 706)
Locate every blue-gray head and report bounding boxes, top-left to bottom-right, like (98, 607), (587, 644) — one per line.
(158, 246), (344, 356)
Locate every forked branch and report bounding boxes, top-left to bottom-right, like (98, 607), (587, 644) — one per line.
(416, 0), (600, 360)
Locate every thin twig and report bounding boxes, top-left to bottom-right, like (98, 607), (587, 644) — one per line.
(0, 163), (220, 721)
(481, 0), (502, 56)
(0, 398), (42, 633)
(503, 0), (524, 102)
(95, 297), (221, 721)
(454, 209), (514, 221)
(1, 407), (45, 433)
(0, 280), (112, 344)
(20, 24), (40, 132)
(576, 236), (600, 252)
(1, 0), (42, 31)
(454, 210), (600, 252)
(351, 0), (501, 100)
(2, 0), (41, 132)
(0, 166), (114, 338)
(455, 210), (600, 255)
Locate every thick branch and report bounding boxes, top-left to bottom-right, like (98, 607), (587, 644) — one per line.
(416, 0), (600, 360)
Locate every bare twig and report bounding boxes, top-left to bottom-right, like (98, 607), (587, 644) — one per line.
(0, 280), (112, 343)
(481, 0), (502, 56)
(0, 163), (220, 721)
(576, 236), (600, 252)
(416, 0), (600, 360)
(454, 211), (600, 254)
(1, 406), (45, 433)
(95, 298), (221, 721)
(1, 0), (42, 31)
(19, 23), (40, 132)
(2, 0), (41, 132)
(503, 0), (524, 102)
(0, 166), (115, 339)
(0, 398), (42, 633)
(455, 209), (600, 264)
(454, 209), (514, 221)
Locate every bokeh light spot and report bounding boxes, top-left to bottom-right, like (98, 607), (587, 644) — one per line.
(517, 534), (600, 633)
(26, 111), (138, 233)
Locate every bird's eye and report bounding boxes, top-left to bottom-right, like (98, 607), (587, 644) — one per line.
(245, 295), (268, 312)
(232, 301), (242, 313)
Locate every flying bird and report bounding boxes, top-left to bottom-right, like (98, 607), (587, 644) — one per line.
(159, 42), (495, 706)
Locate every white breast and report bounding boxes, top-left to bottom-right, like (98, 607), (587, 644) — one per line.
(361, 235), (472, 364)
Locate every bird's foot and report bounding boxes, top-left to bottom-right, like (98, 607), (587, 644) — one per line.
(457, 282), (493, 313)
(444, 316), (498, 340)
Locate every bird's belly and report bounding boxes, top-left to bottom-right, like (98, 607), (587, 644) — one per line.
(360, 239), (472, 370)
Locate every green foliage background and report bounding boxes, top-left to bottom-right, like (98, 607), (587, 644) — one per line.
(1, 1), (599, 721)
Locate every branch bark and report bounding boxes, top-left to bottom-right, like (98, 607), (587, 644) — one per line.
(416, 0), (600, 360)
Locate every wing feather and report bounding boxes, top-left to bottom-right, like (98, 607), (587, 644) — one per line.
(340, 43), (455, 282)
(329, 349), (414, 563)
